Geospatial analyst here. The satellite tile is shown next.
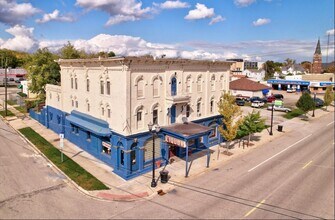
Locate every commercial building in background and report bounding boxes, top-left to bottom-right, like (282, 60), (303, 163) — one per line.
(29, 56), (232, 179)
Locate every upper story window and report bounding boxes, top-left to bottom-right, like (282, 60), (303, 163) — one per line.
(186, 76), (192, 93)
(75, 100), (78, 108)
(75, 78), (78, 90)
(86, 78), (90, 92)
(197, 100), (201, 117)
(100, 80), (104, 94)
(153, 108), (158, 124)
(107, 108), (111, 118)
(106, 81), (111, 95)
(87, 102), (90, 112)
(57, 94), (60, 102)
(197, 75), (202, 92)
(71, 99), (74, 107)
(153, 78), (160, 97)
(210, 98), (214, 113)
(71, 78), (74, 89)
(101, 107), (105, 116)
(211, 75), (215, 91)
(49, 92), (52, 99)
(136, 109), (143, 129)
(220, 75), (225, 91)
(186, 104), (190, 117)
(137, 79), (144, 98)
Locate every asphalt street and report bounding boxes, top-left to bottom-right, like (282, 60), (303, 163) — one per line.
(0, 112), (334, 219)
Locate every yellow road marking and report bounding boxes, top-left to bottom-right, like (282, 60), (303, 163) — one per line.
(244, 199), (266, 217)
(302, 160), (313, 169)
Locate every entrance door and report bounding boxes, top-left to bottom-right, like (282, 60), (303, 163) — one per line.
(170, 105), (176, 124)
(130, 143), (138, 171)
(171, 77), (177, 96)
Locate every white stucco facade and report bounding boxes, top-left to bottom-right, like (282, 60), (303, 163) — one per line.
(46, 57), (232, 136)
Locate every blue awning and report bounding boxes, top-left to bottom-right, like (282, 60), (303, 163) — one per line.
(66, 110), (111, 137)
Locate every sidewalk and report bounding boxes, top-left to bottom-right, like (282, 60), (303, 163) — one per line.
(1, 102), (334, 202)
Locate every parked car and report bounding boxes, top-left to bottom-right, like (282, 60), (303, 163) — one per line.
(286, 88), (296, 93)
(236, 94), (250, 102)
(266, 96), (276, 103)
(251, 100), (264, 108)
(273, 94), (284, 100)
(249, 96), (262, 102)
(235, 98), (245, 106)
(267, 105), (292, 112)
(314, 98), (324, 107)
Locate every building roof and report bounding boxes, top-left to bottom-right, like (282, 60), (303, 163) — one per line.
(314, 38), (321, 55)
(162, 122), (212, 139)
(230, 78), (271, 91)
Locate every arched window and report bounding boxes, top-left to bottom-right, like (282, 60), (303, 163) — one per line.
(197, 99), (201, 117)
(75, 77), (78, 90)
(153, 106), (158, 124)
(136, 107), (143, 129)
(106, 80), (111, 95)
(197, 75), (202, 92)
(186, 104), (191, 117)
(220, 75), (225, 91)
(87, 102), (90, 112)
(210, 98), (214, 113)
(171, 77), (177, 96)
(137, 79), (144, 98)
(153, 78), (160, 97)
(186, 76), (192, 93)
(211, 75), (215, 91)
(107, 105), (111, 118)
(86, 78), (90, 92)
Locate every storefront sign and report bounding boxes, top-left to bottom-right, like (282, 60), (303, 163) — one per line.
(102, 141), (111, 149)
(165, 135), (186, 148)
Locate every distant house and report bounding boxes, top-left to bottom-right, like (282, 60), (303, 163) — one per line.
(281, 64), (306, 75)
(242, 69), (265, 82)
(230, 78), (272, 98)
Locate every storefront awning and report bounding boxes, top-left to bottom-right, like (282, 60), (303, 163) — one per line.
(66, 110), (111, 137)
(161, 122), (212, 140)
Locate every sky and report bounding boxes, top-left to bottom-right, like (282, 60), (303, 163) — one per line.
(0, 0), (334, 63)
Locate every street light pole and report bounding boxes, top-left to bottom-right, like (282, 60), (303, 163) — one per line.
(148, 122), (160, 188)
(312, 92), (316, 117)
(270, 103), (274, 135)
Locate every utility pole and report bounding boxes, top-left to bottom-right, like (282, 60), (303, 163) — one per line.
(4, 57), (8, 116)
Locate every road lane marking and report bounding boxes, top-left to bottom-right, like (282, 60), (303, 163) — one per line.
(244, 199), (266, 217)
(302, 160), (313, 169)
(248, 134), (312, 172)
(327, 121), (334, 126)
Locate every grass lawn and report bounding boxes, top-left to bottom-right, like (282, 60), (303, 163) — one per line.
(19, 127), (109, 191)
(283, 108), (305, 119)
(14, 106), (27, 113)
(0, 110), (15, 117)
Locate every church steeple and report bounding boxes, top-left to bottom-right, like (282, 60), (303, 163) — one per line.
(312, 38), (322, 73)
(314, 38), (321, 55)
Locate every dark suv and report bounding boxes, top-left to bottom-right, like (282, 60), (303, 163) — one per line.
(273, 94), (284, 100)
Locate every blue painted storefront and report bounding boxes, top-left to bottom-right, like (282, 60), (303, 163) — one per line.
(29, 106), (224, 180)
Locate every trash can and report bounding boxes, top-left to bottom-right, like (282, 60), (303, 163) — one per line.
(160, 170), (169, 184)
(278, 125), (283, 132)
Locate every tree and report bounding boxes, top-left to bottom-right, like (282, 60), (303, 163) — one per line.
(217, 92), (244, 157)
(108, 51), (116, 57)
(324, 86), (334, 110)
(263, 60), (282, 80)
(238, 110), (266, 148)
(59, 41), (80, 59)
(284, 58), (296, 67)
(301, 61), (312, 73)
(25, 48), (60, 100)
(296, 92), (315, 117)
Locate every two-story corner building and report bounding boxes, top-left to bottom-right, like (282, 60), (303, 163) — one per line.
(30, 56), (233, 179)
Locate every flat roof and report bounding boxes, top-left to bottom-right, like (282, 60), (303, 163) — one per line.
(162, 122), (212, 138)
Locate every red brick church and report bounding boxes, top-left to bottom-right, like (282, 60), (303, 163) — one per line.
(312, 38), (322, 73)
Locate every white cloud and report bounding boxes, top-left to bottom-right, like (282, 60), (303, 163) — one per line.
(36, 10), (75, 24)
(252, 18), (271, 26)
(326, 29), (335, 35)
(0, 25), (38, 52)
(158, 0), (190, 9)
(0, 1), (40, 25)
(76, 0), (152, 26)
(209, 15), (225, 25)
(184, 3), (214, 20)
(234, 0), (256, 7)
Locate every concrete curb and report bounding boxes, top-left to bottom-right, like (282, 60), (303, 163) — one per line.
(1, 115), (152, 202)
